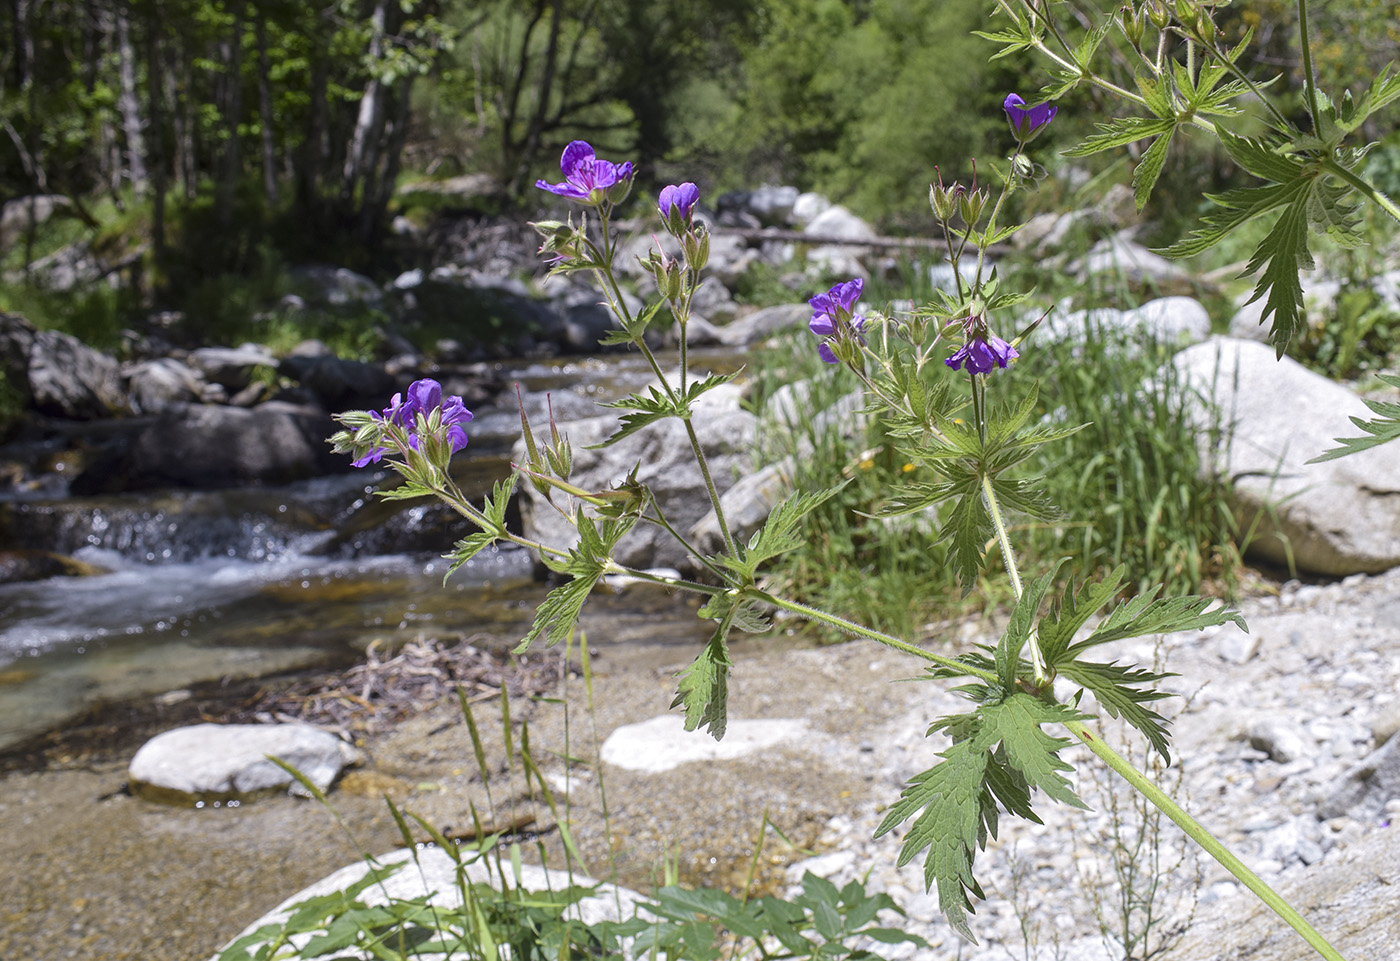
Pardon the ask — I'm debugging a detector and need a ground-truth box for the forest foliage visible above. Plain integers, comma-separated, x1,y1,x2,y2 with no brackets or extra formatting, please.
2,0,1398,294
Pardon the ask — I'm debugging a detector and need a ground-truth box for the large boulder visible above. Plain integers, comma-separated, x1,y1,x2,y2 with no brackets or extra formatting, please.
73,400,345,491
129,722,360,804
213,847,645,961
0,312,126,418
515,381,755,571
123,357,206,414
1170,337,1400,575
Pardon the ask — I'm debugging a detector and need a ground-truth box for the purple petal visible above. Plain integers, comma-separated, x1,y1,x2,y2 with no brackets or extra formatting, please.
559,141,595,176
809,312,836,336
818,343,839,364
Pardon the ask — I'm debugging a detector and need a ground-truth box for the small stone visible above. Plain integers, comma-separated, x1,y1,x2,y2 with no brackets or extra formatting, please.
1218,630,1260,665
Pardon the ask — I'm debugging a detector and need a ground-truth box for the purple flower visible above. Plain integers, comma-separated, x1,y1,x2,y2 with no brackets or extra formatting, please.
658,182,700,223
351,378,474,467
944,334,1019,375
535,141,634,204
808,278,866,365
1003,93,1058,143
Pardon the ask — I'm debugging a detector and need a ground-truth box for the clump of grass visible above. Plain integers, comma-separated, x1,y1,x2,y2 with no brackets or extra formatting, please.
746,299,1245,642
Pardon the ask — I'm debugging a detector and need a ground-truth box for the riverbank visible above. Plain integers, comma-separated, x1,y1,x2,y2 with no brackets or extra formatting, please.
4,566,1400,961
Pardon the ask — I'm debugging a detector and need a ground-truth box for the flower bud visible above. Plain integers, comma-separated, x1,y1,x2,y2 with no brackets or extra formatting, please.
1145,0,1169,28
683,226,709,272
958,187,990,227
1118,3,1146,48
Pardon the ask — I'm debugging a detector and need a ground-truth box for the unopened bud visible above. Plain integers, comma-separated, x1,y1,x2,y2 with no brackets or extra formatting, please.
1118,3,1146,47
958,187,990,227
1146,0,1169,27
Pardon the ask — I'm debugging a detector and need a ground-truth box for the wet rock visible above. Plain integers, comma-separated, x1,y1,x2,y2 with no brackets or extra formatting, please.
287,265,383,309
128,722,360,803
278,345,396,408
600,714,810,773
74,400,346,491
1171,337,1400,576
0,312,126,418
0,549,108,584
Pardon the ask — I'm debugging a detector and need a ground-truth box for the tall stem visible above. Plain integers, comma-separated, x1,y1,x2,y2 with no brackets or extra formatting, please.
1067,720,1348,961
1296,0,1323,136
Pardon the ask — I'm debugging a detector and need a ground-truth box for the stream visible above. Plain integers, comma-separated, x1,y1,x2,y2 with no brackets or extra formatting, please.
0,349,741,756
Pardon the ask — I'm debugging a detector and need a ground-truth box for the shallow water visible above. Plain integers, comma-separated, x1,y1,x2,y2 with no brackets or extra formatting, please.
0,348,747,756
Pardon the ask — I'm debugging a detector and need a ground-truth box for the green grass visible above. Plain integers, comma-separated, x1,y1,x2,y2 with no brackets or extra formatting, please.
745,295,1246,643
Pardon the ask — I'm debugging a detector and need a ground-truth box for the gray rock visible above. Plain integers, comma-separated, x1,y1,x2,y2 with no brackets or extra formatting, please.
1319,733,1400,821
129,722,359,803
189,344,278,390
1371,702,1400,747
278,350,396,407
600,714,810,773
715,303,811,348
703,232,760,288
1070,234,1190,286
515,382,754,571
1171,337,1400,576
1248,716,1317,764
803,205,877,278
123,357,206,414
94,401,345,490
213,847,645,961
1229,278,1342,343
746,185,801,226
0,311,125,418
1045,296,1210,349
791,192,832,226
287,265,383,309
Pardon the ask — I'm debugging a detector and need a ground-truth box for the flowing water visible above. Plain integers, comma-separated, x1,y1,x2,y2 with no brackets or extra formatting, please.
0,350,741,755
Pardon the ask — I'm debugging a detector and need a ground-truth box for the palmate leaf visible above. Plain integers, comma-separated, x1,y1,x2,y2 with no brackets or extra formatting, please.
1308,374,1400,462
1064,115,1175,157
946,489,993,597
878,692,1087,941
997,559,1067,687
978,694,1088,809
591,385,682,448
1132,129,1176,211
1059,659,1176,760
1038,565,1129,665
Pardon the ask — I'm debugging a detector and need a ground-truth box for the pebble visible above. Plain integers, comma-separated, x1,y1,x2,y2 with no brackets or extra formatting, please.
781,565,1400,959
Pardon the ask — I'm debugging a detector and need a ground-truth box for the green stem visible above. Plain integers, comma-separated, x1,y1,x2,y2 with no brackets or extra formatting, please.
753,588,998,683
1067,720,1348,961
1297,0,1323,136
1323,157,1400,225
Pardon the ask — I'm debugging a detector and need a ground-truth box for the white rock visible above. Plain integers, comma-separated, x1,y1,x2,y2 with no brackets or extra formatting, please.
128,723,360,802
600,714,809,773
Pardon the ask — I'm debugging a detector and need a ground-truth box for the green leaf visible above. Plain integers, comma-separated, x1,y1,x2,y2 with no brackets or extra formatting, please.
1059,659,1176,760
590,385,682,448
444,475,518,582
517,513,638,651
671,625,733,739
1068,591,1246,655
1132,129,1176,211
1038,566,1128,666
979,694,1087,809
724,483,846,579
946,490,992,597
1308,374,1400,461
997,559,1067,687
874,736,992,941
1241,183,1313,356
1064,115,1175,157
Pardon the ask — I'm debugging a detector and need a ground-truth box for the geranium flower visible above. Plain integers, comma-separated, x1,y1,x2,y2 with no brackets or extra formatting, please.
535,141,634,204
1003,93,1058,143
808,278,866,364
658,182,700,222
944,334,1019,375
351,378,473,467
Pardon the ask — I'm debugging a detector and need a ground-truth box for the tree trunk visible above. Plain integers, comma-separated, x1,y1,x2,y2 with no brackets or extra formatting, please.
254,9,278,205
342,0,389,202
216,0,245,227
144,7,167,270
115,6,148,191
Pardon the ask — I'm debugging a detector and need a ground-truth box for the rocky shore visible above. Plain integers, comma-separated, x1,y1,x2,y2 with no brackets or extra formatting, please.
3,562,1399,961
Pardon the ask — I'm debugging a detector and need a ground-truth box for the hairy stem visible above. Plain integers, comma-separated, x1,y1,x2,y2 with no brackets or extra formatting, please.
1296,0,1323,136
1067,720,1348,961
